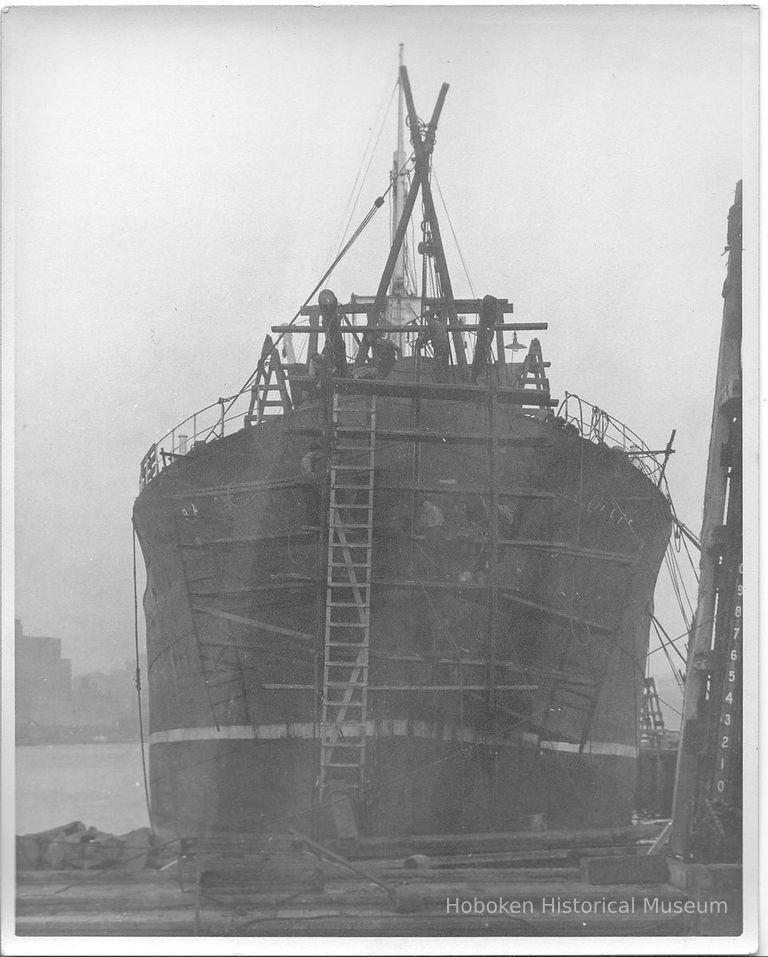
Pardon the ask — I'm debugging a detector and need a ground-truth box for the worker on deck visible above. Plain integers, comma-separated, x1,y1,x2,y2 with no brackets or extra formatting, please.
418,498,447,580
301,445,324,478
308,351,326,380
414,308,450,383
300,443,323,523
449,501,483,581
471,294,497,382
318,289,349,378
371,335,401,378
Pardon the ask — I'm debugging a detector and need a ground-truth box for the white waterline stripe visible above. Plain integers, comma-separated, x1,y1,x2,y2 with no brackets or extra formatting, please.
148,721,637,758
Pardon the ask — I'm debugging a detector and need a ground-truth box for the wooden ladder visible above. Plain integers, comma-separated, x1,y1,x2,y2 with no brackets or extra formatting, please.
515,339,550,396
318,391,376,801
245,334,293,425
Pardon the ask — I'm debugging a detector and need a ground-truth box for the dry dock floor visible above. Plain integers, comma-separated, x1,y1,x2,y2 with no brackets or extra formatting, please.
16,860,719,937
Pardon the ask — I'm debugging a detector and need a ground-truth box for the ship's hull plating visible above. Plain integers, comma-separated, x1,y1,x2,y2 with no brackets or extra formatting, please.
134,381,671,838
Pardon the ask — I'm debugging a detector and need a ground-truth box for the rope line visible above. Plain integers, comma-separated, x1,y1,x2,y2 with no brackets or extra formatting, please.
670,546,695,620
433,168,476,298
330,77,399,269
650,617,685,692
201,156,413,444
681,532,701,584
647,617,711,657
650,613,687,665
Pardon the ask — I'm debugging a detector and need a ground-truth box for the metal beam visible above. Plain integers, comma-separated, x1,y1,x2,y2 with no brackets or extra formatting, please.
370,75,449,333
497,591,613,634
486,381,499,717
180,529,316,547
263,683,537,692
300,299,517,316
273,322,545,333
292,375,556,405
497,539,640,564
356,71,453,369
357,173,422,367
166,477,315,500
191,604,314,644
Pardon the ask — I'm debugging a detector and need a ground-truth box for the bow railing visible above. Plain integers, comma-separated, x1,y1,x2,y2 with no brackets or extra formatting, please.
139,385,668,491
555,391,666,482
138,385,273,490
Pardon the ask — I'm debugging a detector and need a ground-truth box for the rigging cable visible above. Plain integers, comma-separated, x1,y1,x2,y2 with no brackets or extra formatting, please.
661,483,698,622
333,77,399,267
651,617,686,692
132,523,153,830
613,624,683,726
661,541,693,631
201,155,413,443
646,616,712,658
671,545,696,617
433,168,477,298
650,612,687,665
403,178,419,296
681,532,701,584
653,692,682,719
662,552,684,623
663,481,702,553
664,547,695,627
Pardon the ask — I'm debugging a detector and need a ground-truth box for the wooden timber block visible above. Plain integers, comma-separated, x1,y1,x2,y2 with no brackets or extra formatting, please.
667,861,742,935
581,854,669,885
194,832,325,934
197,833,324,890
667,860,741,896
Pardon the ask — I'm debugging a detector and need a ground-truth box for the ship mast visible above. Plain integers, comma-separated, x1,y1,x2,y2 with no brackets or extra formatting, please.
390,43,409,302
356,62,469,376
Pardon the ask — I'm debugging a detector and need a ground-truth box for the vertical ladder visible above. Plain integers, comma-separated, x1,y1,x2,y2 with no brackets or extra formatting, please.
318,391,376,801
641,677,666,746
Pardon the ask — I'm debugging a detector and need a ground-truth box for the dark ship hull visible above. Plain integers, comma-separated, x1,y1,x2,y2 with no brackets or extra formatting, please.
134,360,671,838
134,61,673,840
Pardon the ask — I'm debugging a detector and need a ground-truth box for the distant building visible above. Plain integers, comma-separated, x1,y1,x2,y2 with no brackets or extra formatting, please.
15,619,148,744
71,660,146,735
15,619,73,734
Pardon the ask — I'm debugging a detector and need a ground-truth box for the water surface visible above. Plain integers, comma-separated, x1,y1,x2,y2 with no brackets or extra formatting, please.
16,742,150,835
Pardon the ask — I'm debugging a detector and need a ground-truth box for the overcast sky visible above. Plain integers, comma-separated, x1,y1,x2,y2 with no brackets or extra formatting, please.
5,5,757,721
